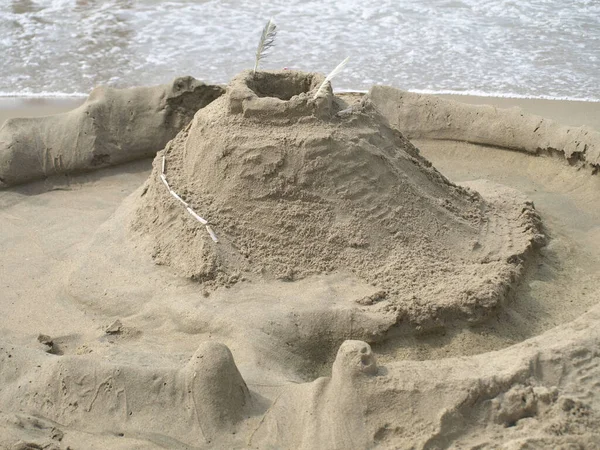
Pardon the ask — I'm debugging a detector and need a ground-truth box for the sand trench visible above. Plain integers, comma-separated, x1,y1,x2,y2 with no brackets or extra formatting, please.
1,74,600,449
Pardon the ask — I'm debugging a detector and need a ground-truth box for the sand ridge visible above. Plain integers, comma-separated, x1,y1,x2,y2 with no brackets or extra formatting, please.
368,86,600,170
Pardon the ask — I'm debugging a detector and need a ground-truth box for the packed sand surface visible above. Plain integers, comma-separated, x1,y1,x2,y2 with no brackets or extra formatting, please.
0,77,223,187
2,79,600,449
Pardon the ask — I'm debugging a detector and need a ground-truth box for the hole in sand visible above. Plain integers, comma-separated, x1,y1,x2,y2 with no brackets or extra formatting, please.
247,72,318,100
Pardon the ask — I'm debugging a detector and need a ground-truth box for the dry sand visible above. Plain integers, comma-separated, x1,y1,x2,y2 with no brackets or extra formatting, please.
1,80,600,449
131,71,544,332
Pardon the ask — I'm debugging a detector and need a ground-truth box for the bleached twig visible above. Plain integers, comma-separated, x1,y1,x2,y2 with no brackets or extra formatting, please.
160,173,170,189
169,189,188,207
159,161,218,243
205,225,219,243
186,207,208,225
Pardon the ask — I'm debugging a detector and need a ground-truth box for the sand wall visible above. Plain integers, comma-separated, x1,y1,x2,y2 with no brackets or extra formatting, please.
368,86,600,169
0,77,223,187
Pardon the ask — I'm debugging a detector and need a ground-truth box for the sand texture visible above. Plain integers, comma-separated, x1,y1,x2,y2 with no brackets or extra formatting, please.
0,77,223,187
2,77,600,449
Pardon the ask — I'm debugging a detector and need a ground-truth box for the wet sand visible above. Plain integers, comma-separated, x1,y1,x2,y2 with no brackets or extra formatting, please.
438,94,600,130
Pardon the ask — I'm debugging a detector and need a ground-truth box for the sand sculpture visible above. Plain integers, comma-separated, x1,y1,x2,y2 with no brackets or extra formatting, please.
3,73,600,449
0,76,223,187
3,309,600,448
0,341,252,446
132,70,544,331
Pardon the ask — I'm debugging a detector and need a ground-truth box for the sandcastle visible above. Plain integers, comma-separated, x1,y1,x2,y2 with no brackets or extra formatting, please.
4,13,600,441
132,69,545,330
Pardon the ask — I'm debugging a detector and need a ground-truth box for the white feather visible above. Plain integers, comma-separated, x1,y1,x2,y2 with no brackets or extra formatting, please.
254,19,277,74
314,57,350,99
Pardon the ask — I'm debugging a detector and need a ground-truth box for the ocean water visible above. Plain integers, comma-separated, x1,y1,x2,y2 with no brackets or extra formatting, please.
1,0,598,100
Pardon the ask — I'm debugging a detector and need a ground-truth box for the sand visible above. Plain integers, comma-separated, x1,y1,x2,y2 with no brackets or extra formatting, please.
0,98,85,127
2,81,600,449
0,78,223,187
368,87,600,169
130,71,544,332
437,95,600,131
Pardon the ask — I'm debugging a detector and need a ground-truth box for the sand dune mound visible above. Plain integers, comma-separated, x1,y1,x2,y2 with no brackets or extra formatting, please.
132,70,545,328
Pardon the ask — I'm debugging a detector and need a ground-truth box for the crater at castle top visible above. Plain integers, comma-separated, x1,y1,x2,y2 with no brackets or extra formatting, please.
132,70,545,329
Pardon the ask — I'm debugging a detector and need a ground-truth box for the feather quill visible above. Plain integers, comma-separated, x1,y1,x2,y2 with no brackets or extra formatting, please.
254,19,277,74
313,57,350,99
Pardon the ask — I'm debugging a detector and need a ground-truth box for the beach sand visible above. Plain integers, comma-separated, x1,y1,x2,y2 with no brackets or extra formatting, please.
2,88,600,449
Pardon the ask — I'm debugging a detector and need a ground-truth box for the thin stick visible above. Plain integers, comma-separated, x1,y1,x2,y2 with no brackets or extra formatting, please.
160,173,170,189
160,156,218,243
205,225,219,243
186,207,208,225
169,189,188,207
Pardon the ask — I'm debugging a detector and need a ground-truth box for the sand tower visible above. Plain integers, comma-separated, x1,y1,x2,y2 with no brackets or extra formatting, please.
132,70,544,329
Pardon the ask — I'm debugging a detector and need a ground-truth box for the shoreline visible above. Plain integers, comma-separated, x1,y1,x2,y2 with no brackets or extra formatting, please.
2,93,599,132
